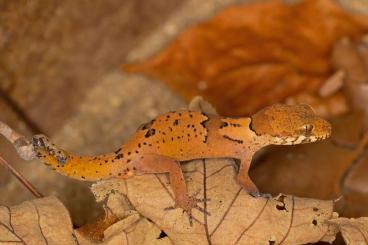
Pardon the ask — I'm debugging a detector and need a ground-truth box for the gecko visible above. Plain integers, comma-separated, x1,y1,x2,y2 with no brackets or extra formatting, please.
32,103,331,219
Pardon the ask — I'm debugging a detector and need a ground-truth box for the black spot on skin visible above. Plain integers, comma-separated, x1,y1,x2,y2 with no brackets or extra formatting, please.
115,154,123,160
313,207,319,212
81,176,86,179
127,159,131,163
171,137,174,141
173,119,179,126
114,148,122,154
219,121,229,129
231,123,241,127
312,219,317,226
189,113,193,118
145,128,156,138
166,115,170,119
135,150,139,153
143,142,147,145
223,135,243,144
138,119,155,131
200,113,210,143
128,152,131,155
269,241,276,245
148,143,152,146
138,143,141,148
118,173,122,176
105,160,108,163
169,127,173,132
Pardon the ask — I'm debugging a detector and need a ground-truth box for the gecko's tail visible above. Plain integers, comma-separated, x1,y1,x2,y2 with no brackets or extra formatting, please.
32,134,117,181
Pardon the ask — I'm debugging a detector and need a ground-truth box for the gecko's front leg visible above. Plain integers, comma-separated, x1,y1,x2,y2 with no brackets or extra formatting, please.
237,157,260,196
130,154,206,224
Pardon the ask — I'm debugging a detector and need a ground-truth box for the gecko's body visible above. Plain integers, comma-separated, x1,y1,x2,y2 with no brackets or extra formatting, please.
32,104,331,217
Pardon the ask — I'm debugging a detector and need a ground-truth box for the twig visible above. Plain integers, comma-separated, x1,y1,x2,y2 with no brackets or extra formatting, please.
0,121,35,160
351,130,368,159
0,155,43,198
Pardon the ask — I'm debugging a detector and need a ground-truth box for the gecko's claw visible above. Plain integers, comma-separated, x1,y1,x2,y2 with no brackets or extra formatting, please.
249,190,272,199
164,190,211,226
194,204,211,216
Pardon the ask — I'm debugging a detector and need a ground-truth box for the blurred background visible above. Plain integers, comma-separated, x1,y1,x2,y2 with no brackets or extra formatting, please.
1,1,368,239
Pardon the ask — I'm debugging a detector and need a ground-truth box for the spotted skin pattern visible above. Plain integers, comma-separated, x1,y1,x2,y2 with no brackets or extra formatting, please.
32,104,331,218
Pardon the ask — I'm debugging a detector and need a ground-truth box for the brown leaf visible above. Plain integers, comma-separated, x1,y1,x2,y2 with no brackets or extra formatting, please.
0,196,76,245
332,37,368,127
328,217,368,244
123,0,368,117
0,196,172,245
92,159,338,244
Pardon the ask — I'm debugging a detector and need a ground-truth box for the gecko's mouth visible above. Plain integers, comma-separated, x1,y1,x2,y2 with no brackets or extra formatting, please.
272,133,331,145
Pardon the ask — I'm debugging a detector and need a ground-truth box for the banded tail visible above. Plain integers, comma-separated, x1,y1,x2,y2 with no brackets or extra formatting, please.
32,135,118,181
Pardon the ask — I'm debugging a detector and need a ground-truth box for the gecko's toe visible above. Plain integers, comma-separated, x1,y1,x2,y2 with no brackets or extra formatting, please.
249,190,272,199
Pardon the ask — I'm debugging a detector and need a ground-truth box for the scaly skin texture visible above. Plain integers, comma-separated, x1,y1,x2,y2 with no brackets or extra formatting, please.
32,104,331,217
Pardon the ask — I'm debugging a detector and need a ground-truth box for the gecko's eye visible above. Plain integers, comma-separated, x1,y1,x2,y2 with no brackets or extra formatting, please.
300,124,314,135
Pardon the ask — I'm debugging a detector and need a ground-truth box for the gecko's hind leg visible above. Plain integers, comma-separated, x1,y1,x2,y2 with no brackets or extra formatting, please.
132,154,207,225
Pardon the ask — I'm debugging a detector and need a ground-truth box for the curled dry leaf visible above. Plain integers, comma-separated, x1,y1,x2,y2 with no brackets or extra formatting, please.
123,0,368,117
0,195,172,245
0,196,77,245
92,159,338,245
332,36,368,127
328,217,368,244
188,96,218,116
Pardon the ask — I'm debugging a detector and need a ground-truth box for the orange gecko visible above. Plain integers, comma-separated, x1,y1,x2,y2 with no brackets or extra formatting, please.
32,104,331,218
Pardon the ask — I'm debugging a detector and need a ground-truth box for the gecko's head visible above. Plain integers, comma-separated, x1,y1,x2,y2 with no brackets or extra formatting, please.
250,104,331,145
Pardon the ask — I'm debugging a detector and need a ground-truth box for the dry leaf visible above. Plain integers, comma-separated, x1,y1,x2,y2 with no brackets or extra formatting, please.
0,196,172,245
328,217,368,244
123,0,368,117
319,70,346,98
332,36,368,126
0,196,77,245
92,159,338,245
188,96,218,115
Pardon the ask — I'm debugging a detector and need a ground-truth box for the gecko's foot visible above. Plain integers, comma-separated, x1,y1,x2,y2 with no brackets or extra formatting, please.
249,190,272,199
164,190,211,226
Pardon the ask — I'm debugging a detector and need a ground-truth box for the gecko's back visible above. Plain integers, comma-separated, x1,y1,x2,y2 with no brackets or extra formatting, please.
122,110,253,162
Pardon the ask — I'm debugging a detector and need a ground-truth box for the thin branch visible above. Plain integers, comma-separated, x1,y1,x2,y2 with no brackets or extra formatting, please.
0,121,35,160
0,155,43,198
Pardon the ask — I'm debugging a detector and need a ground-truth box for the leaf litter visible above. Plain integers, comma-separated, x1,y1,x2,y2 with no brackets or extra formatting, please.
2,0,368,244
